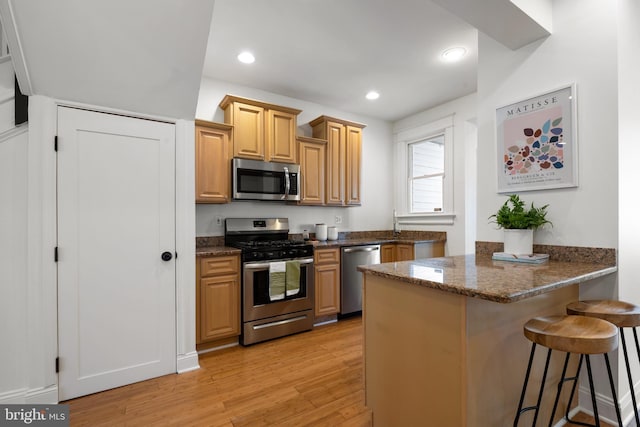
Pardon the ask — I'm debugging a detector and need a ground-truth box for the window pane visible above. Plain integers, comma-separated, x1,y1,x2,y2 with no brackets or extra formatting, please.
411,176,443,212
409,134,444,213
410,136,444,178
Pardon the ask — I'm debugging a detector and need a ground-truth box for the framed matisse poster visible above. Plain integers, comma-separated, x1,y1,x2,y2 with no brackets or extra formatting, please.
496,84,578,193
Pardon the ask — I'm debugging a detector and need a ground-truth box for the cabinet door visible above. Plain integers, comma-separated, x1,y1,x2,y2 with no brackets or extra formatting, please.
325,121,346,205
298,139,326,205
200,274,240,342
315,263,340,316
195,124,231,203
232,102,265,160
267,109,297,163
381,244,396,263
395,244,415,261
345,125,362,205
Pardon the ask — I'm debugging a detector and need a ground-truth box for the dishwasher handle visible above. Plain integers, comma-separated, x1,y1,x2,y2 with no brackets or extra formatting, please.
343,246,380,254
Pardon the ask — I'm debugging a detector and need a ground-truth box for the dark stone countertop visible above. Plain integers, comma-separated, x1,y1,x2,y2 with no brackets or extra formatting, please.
195,230,447,258
358,253,617,303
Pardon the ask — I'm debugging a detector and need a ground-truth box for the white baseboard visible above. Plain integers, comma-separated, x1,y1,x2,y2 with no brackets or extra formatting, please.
197,341,239,355
25,385,58,404
0,388,29,404
176,351,200,373
0,385,58,404
578,386,621,426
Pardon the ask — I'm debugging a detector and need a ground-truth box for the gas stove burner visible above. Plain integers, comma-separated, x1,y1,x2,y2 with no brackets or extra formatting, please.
224,218,313,262
235,239,307,249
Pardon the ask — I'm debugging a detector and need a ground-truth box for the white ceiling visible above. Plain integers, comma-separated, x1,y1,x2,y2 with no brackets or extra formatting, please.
1,0,215,120
2,0,550,122
202,0,479,122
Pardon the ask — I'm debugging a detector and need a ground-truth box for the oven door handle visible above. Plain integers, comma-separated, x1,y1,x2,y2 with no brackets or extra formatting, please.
244,258,314,270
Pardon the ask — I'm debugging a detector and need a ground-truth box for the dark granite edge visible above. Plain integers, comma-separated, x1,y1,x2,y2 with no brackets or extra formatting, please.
475,241,617,266
196,246,241,257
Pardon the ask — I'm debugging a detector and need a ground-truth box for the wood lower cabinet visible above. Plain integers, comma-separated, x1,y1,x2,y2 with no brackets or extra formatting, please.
381,242,446,262
395,244,415,261
310,116,366,206
195,120,232,203
297,136,327,205
314,248,340,316
197,255,240,344
381,244,396,263
219,95,301,163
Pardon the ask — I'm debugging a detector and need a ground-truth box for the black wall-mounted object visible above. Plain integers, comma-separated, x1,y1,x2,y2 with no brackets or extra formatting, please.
15,75,28,125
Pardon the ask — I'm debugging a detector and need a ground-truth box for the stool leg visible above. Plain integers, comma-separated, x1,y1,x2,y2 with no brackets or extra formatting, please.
585,355,601,427
532,348,553,426
514,343,537,426
604,352,624,426
633,327,640,424
514,344,552,426
549,352,572,427
564,354,585,424
621,329,640,426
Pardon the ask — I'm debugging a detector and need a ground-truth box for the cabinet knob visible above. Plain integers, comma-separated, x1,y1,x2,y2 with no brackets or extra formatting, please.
161,251,173,261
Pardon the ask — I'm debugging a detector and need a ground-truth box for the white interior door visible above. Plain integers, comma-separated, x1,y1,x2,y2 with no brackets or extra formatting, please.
57,106,176,401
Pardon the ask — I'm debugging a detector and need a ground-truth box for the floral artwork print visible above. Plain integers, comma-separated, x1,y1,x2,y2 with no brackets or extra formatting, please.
504,112,564,175
496,84,577,192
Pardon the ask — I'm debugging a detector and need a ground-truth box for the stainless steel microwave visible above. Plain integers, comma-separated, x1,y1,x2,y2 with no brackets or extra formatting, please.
232,158,301,201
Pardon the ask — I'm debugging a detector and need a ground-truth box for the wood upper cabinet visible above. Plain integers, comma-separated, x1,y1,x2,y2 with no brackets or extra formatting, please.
345,125,362,205
227,101,265,160
267,109,298,163
297,136,326,205
197,255,241,344
314,248,340,316
195,120,232,204
219,95,301,163
310,116,365,206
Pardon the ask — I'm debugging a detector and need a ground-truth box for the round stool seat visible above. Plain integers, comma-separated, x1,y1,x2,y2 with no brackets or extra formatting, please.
524,315,618,354
567,299,640,328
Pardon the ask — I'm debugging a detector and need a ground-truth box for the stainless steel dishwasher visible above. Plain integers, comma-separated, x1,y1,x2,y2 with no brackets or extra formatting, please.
341,245,381,316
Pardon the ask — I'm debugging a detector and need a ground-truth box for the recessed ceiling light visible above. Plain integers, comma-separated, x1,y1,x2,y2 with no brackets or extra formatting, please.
237,51,255,64
441,47,467,63
366,91,380,100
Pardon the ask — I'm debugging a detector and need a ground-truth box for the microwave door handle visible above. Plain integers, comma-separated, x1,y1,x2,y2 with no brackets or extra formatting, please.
282,166,290,200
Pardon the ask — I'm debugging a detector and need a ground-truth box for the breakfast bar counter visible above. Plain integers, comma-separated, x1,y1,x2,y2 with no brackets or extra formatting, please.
358,253,617,426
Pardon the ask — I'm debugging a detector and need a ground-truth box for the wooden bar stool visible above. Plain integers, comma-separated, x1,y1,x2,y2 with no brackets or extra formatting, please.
568,300,640,426
514,315,622,427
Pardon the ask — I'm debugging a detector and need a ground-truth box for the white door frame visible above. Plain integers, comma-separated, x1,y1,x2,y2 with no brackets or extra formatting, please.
25,95,198,404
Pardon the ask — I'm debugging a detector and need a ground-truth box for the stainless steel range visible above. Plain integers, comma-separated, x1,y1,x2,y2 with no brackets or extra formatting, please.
225,218,314,345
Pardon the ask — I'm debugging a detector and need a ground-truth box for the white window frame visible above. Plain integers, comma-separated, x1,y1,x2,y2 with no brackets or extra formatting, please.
394,115,455,225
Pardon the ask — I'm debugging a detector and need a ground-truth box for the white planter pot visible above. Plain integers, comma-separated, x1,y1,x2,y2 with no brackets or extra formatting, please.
503,229,534,255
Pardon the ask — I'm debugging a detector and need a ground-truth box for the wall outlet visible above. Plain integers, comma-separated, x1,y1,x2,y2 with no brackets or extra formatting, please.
215,216,223,226
335,215,342,224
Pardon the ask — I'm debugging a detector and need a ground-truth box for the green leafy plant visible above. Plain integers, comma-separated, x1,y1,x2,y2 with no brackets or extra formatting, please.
489,194,552,230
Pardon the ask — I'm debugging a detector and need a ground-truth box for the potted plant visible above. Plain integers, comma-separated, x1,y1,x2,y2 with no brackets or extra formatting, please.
489,194,552,254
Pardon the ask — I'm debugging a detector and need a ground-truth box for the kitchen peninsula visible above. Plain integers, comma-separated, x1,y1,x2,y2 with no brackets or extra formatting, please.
358,247,617,426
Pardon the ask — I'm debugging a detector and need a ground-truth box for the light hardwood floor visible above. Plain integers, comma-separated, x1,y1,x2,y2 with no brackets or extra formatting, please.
64,316,372,426
63,315,614,426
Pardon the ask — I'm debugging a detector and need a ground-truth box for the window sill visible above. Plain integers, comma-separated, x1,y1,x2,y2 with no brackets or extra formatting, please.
397,213,456,226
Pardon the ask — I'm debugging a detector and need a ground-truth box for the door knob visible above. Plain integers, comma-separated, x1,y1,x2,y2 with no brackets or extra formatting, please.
161,251,173,261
